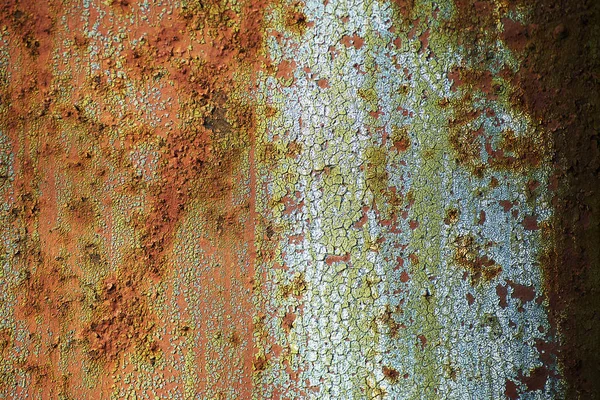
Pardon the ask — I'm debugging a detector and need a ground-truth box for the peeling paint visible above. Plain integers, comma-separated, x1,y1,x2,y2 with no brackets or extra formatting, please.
0,0,598,398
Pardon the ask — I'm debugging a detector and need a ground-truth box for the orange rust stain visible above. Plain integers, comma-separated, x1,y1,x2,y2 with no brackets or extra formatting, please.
400,271,410,283
80,254,157,363
324,252,351,265
277,59,298,81
0,0,268,396
282,312,297,333
317,78,330,89
341,34,366,49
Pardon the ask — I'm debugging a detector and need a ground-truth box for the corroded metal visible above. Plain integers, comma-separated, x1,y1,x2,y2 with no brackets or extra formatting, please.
0,0,598,399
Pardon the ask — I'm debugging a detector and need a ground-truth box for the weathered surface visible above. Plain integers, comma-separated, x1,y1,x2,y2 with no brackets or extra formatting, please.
0,0,597,399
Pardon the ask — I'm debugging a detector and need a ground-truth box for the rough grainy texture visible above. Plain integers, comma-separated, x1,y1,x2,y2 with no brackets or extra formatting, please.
0,0,597,399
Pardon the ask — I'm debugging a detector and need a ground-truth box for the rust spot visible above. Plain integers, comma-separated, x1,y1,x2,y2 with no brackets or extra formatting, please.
81,254,156,364
517,366,550,392
505,380,520,399
417,334,427,349
284,3,308,36
499,200,514,212
280,273,307,298
340,34,365,50
448,109,484,176
444,208,459,225
276,59,297,81
400,270,410,283
446,0,499,55
490,176,499,188
317,78,329,89
418,28,430,54
381,304,404,338
496,283,508,309
408,252,419,266
448,67,496,97
501,18,530,52
390,0,414,20
486,129,547,171
0,328,12,354
477,210,486,225
448,103,549,176
466,292,475,306
282,312,296,333
253,354,268,372
507,280,536,305
325,252,350,265
521,214,539,231
382,366,400,382
286,141,303,158
391,126,411,152
452,234,502,284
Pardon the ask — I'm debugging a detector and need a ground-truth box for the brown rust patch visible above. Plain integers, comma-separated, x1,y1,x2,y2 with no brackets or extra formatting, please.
282,311,296,333
506,279,536,311
277,59,297,82
391,126,411,152
253,354,268,372
317,78,330,89
81,252,157,364
505,379,520,399
466,292,475,305
445,1,554,177
496,283,509,309
445,0,505,58
517,366,552,392
364,146,389,204
485,129,548,172
285,2,309,36
447,105,484,176
390,0,414,21
452,234,502,284
448,99,550,176
444,207,459,225
341,34,366,50
501,18,530,52
381,304,404,338
0,328,13,355
382,366,400,383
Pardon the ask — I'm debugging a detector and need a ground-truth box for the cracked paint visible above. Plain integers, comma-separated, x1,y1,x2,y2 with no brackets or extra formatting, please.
0,0,598,399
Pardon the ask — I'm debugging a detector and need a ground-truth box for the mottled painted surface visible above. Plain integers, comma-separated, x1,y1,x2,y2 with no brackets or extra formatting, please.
0,0,598,399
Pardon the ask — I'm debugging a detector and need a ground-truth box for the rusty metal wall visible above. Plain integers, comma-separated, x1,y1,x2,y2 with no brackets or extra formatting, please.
0,0,598,399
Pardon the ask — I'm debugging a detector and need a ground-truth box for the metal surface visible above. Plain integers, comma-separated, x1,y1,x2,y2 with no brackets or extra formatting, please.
0,0,598,398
